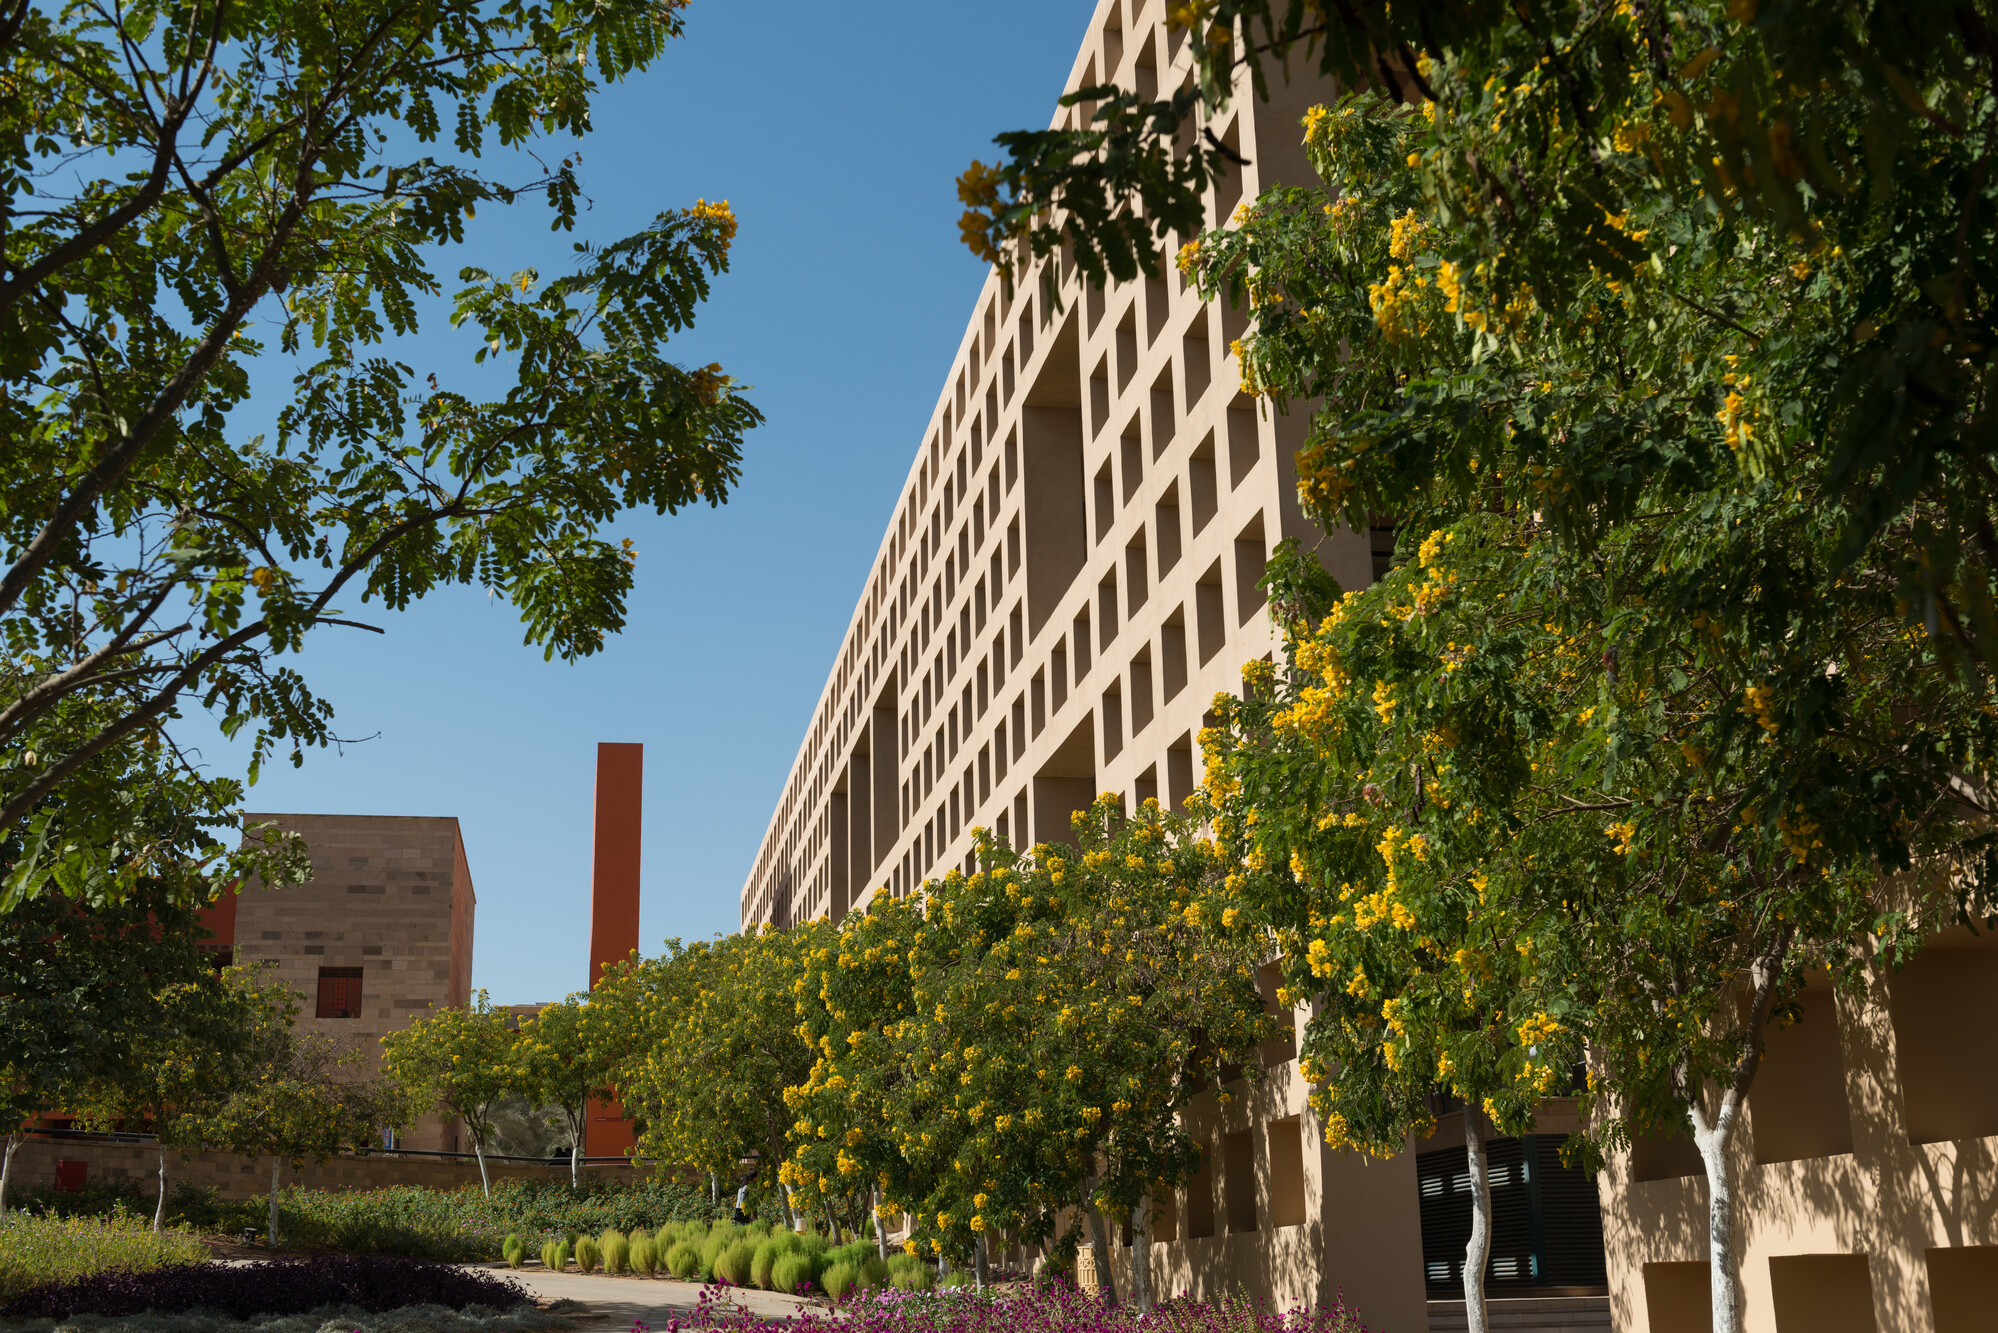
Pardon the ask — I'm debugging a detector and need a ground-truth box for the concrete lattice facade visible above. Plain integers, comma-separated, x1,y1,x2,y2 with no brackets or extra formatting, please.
736,3,1429,1326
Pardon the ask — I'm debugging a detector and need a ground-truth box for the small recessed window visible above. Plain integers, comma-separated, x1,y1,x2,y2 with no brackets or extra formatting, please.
316,967,364,1019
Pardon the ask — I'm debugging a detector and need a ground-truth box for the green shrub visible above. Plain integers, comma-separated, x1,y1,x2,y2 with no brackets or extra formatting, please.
573,1235,601,1273
750,1233,795,1290
598,1230,627,1275
540,1238,570,1272
696,1227,735,1278
795,1231,829,1264
887,1252,933,1292
0,1212,206,1302
501,1234,526,1269
858,1255,889,1290
769,1250,815,1295
628,1233,657,1276
819,1260,858,1301
678,1220,709,1246
664,1240,701,1280
713,1238,756,1286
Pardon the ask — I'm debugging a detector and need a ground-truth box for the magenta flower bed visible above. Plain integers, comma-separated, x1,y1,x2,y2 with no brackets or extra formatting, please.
0,1255,526,1319
663,1280,1373,1332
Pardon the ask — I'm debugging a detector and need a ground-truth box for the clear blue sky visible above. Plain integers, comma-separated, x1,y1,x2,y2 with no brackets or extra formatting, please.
203,1,1092,1004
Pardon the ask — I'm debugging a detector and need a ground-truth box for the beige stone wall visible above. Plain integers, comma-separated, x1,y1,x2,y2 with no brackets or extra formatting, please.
238,813,476,1153
1600,927,1998,1332
6,1134,634,1206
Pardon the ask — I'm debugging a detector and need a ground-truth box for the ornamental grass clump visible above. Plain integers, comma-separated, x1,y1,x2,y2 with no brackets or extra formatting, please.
599,1230,628,1275
663,1241,700,1280
749,1233,795,1290
627,1234,657,1276
572,1236,600,1275
0,1213,206,1303
538,1240,567,1273
885,1253,932,1293
819,1261,859,1301
712,1239,755,1287
500,1236,525,1269
767,1252,815,1296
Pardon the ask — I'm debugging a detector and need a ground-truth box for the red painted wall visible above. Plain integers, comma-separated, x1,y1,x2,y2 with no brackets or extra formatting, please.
587,742,642,1158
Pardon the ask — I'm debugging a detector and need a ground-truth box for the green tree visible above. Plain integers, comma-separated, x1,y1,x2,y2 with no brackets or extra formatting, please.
513,995,615,1188
593,923,828,1218
75,960,269,1230
380,988,519,1196
0,0,759,912
211,1000,413,1245
1170,48,1998,1330
786,807,1276,1305
0,885,220,1214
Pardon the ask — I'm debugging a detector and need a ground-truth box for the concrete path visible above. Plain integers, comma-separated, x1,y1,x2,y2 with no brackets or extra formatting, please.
468,1263,825,1327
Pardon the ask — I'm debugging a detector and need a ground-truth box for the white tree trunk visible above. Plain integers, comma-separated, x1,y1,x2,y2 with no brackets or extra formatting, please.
1691,1094,1745,1333
0,1131,20,1218
1463,1105,1492,1333
268,1157,282,1247
153,1144,168,1233
1686,933,1786,1333
973,1231,989,1292
569,1139,579,1188
472,1133,491,1198
1130,1196,1153,1312
871,1187,889,1260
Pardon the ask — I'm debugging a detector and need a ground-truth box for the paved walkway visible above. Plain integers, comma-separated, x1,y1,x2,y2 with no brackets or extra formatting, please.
471,1263,824,1327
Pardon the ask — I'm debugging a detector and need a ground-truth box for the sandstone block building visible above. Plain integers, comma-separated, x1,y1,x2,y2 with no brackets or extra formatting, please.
203,812,475,1152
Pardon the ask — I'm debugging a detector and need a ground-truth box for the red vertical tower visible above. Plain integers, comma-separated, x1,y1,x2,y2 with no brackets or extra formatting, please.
586,742,642,1159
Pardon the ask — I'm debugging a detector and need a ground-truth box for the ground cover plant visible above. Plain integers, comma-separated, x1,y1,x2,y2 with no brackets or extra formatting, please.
0,1215,205,1304
1,1257,523,1320
0,1302,573,1333
662,1283,1369,1331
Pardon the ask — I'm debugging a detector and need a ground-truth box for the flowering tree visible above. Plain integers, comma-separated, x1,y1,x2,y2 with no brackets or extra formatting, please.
594,923,830,1220
513,995,616,1187
1182,73,1998,1330
379,990,519,1197
787,806,1276,1306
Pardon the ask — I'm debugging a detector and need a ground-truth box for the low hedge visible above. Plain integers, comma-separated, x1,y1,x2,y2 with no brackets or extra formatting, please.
0,1255,525,1319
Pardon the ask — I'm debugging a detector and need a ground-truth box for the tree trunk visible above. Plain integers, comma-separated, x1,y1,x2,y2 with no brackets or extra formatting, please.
153,1144,168,1233
1463,1104,1492,1333
871,1187,889,1260
570,1138,579,1189
1130,1196,1152,1313
1690,1101,1744,1333
1686,928,1789,1333
0,1131,20,1217
974,1231,989,1292
1087,1197,1119,1304
472,1132,491,1198
268,1157,282,1247
781,1184,798,1231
